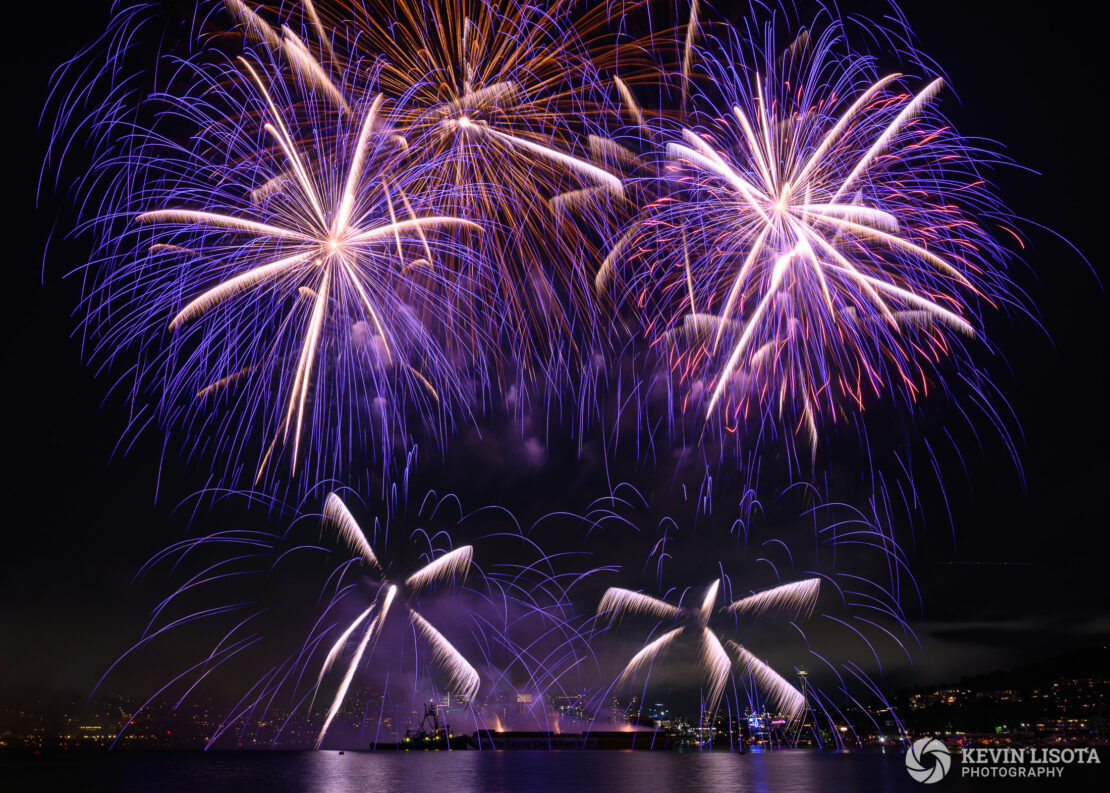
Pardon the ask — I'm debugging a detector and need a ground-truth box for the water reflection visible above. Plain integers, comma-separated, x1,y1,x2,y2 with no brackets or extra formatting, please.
6,749,1081,792
302,750,922,793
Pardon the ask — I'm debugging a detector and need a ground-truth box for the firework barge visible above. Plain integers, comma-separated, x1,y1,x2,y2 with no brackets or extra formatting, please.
373,721,676,750
372,705,470,750
472,730,674,750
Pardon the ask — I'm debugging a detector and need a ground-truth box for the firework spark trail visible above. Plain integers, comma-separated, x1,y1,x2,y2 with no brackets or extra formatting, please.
727,641,807,720
311,603,373,697
598,587,679,624
726,577,821,619
699,628,731,714
408,607,481,702
404,545,473,592
698,577,719,622
223,0,349,111
323,493,382,572
614,627,683,687
316,585,395,748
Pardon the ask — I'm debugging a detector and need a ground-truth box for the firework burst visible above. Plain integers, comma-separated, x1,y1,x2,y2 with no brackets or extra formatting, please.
608,17,1014,459
598,577,817,717
41,0,1049,761
313,493,479,747
80,51,495,489
223,0,625,390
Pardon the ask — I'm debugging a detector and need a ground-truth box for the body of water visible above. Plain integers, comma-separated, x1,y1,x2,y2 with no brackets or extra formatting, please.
6,749,1106,792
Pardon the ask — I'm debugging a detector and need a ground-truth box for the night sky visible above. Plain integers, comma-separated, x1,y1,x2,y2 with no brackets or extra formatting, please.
4,0,1107,712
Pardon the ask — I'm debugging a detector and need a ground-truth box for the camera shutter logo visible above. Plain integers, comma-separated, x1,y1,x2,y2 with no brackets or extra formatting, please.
906,737,952,784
